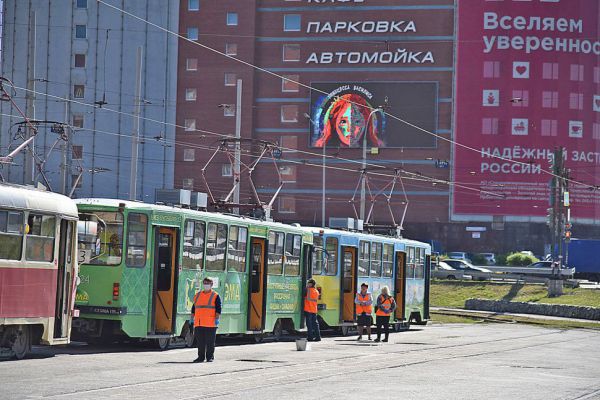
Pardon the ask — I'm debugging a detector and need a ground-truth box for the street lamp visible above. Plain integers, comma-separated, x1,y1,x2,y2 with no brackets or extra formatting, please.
360,107,385,222
304,113,327,228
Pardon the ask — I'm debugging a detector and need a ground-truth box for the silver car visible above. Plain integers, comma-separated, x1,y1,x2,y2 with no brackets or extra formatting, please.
433,261,465,280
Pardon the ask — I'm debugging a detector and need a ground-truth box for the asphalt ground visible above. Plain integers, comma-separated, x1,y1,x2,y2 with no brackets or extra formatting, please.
1,323,599,400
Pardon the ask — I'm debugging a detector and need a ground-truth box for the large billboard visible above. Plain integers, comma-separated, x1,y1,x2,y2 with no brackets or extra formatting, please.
454,0,600,223
309,82,437,148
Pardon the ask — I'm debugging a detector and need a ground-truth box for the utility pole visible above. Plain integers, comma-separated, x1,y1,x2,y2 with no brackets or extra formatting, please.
25,11,37,185
233,79,242,215
321,139,326,228
129,46,143,201
60,101,69,194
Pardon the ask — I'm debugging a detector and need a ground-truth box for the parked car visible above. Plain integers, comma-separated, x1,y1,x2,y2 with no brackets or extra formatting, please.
478,253,496,265
446,252,472,263
525,261,565,269
433,261,465,280
444,259,492,281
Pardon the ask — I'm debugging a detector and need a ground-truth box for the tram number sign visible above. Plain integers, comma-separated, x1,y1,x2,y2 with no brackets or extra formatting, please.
78,249,92,264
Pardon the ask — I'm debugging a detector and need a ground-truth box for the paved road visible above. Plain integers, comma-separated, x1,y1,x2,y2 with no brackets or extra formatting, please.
1,323,600,400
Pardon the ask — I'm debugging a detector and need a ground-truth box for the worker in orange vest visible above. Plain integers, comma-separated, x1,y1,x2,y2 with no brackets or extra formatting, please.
355,283,373,340
374,286,396,342
304,279,321,342
190,277,221,363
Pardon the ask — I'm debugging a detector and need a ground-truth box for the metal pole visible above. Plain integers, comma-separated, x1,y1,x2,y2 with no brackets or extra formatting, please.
233,79,242,214
61,101,68,194
129,46,143,201
359,123,367,221
322,142,326,227
25,11,36,185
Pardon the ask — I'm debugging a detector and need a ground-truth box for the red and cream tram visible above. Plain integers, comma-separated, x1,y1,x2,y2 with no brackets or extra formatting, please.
0,184,78,359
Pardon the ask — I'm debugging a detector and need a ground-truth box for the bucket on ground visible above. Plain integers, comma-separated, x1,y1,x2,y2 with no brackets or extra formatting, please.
295,339,310,351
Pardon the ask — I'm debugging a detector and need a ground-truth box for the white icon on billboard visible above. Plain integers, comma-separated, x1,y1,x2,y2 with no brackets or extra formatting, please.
512,62,530,79
540,0,560,2
511,118,529,135
482,90,499,107
593,95,600,112
569,121,583,138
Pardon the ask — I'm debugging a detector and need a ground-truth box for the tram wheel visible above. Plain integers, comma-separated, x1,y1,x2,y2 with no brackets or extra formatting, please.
394,322,410,332
272,321,283,341
11,326,31,360
156,337,171,351
253,334,265,343
340,325,351,337
184,328,195,348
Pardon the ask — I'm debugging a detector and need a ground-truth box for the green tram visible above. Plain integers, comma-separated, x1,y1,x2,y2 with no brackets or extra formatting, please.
73,199,313,348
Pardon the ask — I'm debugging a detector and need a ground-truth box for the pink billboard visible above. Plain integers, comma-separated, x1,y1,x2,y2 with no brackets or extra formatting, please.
453,0,600,223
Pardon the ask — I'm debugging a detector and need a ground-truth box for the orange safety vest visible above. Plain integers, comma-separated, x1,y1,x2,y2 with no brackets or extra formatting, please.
356,292,372,314
376,295,394,316
193,290,218,328
304,287,319,314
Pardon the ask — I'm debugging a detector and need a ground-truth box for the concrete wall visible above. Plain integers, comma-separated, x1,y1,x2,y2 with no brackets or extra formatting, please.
465,298,600,321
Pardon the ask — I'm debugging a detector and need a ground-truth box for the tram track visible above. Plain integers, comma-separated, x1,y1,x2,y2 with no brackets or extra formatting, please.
35,328,599,399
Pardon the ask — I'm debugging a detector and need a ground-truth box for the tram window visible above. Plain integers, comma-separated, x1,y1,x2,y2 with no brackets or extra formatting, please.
284,234,301,276
415,248,425,279
358,240,370,277
382,243,394,277
324,237,338,275
183,219,205,270
77,211,123,265
267,231,284,275
26,214,55,262
126,213,148,267
0,210,24,260
370,242,382,277
312,236,323,275
206,222,227,271
343,251,354,293
407,246,416,279
227,225,247,272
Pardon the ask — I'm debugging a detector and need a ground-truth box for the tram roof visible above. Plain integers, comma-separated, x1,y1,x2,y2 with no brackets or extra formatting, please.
0,183,78,218
75,198,306,232
301,226,430,249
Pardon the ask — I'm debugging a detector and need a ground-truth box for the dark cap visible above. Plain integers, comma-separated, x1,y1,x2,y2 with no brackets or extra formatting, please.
203,277,213,284
307,278,316,285
361,282,368,288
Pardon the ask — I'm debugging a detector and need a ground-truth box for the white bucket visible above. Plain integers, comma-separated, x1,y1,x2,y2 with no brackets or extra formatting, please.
295,339,310,351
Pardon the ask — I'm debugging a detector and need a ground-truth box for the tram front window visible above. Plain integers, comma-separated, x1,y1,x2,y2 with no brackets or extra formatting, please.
77,212,123,265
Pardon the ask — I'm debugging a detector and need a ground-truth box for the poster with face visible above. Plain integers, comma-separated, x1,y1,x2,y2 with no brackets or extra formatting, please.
309,82,438,148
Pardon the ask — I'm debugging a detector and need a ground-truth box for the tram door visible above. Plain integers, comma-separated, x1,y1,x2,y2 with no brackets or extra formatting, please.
248,238,266,331
55,219,75,339
394,251,406,321
341,247,357,322
153,227,178,334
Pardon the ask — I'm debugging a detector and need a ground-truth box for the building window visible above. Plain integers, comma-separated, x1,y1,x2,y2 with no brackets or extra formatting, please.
188,0,199,11
281,105,298,123
72,145,83,160
483,61,500,78
570,64,584,81
225,43,237,56
511,90,529,107
279,165,296,183
182,178,194,190
76,0,87,8
73,85,85,98
186,58,198,71
223,106,235,117
74,54,86,68
222,164,232,177
541,120,558,137
183,148,195,162
594,67,600,84
72,114,84,128
75,25,87,39
481,118,498,135
224,73,236,86
280,136,297,153
284,14,301,32
542,62,559,79
283,44,300,62
72,175,83,189
279,196,296,213
184,118,196,131
569,93,584,110
282,75,300,92
227,12,238,26
187,27,198,40
185,88,197,101
542,91,559,109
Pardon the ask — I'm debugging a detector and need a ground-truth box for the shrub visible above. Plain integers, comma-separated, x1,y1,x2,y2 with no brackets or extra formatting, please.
470,254,488,265
506,252,539,266
496,253,508,266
